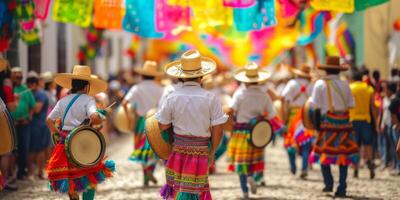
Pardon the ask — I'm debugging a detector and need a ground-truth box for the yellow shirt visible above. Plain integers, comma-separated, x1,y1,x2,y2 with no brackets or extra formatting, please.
349,81,374,122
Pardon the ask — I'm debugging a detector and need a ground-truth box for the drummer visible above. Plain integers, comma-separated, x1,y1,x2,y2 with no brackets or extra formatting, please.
46,65,115,200
308,56,359,197
281,65,314,178
156,50,227,199
227,62,276,199
121,60,164,186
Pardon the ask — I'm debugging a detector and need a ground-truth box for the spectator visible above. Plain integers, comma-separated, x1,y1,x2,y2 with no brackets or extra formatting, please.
0,59,18,191
389,81,400,175
390,68,399,82
26,71,51,180
40,72,57,114
10,67,36,180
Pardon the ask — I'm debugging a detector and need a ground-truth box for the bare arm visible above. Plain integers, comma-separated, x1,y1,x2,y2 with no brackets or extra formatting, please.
210,124,224,154
158,122,172,131
46,118,59,134
33,102,44,114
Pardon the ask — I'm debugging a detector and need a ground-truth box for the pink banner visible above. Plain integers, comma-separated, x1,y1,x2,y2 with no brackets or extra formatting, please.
33,0,51,19
223,0,255,7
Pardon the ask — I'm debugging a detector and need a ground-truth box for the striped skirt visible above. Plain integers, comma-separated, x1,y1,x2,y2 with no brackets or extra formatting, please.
227,123,264,175
309,111,359,166
160,134,212,200
129,116,157,166
285,108,315,152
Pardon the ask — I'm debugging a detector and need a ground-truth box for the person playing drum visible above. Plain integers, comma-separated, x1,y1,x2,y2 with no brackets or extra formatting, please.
46,65,115,200
281,64,314,179
156,50,228,200
122,60,164,186
308,56,359,197
227,62,276,199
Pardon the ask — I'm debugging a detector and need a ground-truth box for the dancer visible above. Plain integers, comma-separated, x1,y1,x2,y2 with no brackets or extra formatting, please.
281,65,314,178
227,62,276,199
157,50,228,199
46,65,115,200
309,56,359,197
122,61,164,186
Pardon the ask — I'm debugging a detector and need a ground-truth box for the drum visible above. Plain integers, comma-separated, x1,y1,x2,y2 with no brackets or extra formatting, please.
302,99,321,130
114,104,136,134
0,100,16,155
64,126,106,168
145,114,172,160
249,117,273,148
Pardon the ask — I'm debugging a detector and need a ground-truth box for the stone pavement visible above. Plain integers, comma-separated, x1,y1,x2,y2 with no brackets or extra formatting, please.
1,134,399,200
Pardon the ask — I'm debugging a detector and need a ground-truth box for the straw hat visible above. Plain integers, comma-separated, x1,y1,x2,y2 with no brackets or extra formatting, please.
145,112,172,160
0,58,10,72
40,71,54,83
54,65,108,96
165,50,216,78
234,62,271,83
317,56,349,71
134,61,163,77
290,64,311,78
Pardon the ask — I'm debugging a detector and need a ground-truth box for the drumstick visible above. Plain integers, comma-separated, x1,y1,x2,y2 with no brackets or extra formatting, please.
106,101,117,109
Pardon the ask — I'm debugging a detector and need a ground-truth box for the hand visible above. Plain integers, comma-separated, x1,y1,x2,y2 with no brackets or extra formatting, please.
397,140,400,157
209,153,215,166
104,107,113,115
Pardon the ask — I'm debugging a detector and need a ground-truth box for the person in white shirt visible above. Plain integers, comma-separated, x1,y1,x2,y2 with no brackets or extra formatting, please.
227,62,275,199
46,65,115,200
308,56,359,198
121,60,164,186
281,65,314,179
156,50,227,200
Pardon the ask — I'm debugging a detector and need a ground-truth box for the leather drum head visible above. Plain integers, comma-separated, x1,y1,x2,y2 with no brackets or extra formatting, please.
0,104,16,155
114,104,136,134
65,126,106,168
145,114,172,160
251,120,273,148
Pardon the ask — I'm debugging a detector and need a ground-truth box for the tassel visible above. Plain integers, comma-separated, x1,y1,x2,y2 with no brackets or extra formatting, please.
88,174,98,185
160,184,173,200
176,192,200,200
59,179,69,193
105,160,116,172
200,191,212,200
69,179,75,194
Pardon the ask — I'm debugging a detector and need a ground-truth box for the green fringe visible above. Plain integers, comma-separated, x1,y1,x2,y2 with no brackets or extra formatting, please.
176,192,200,200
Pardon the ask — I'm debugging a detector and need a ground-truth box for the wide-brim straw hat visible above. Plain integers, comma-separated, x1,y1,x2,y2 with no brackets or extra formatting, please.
40,71,54,83
165,50,216,78
234,62,271,83
317,56,349,71
134,60,164,77
54,65,108,96
0,58,10,72
145,111,172,160
290,64,312,78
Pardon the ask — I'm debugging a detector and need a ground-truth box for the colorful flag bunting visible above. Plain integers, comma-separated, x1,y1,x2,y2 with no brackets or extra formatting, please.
223,0,256,8
233,0,277,31
310,0,354,13
33,0,51,20
155,0,190,35
355,0,388,11
52,0,94,27
122,0,164,38
93,0,124,29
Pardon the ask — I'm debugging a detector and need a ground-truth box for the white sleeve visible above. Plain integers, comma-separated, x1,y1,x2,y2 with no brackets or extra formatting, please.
124,86,138,107
281,80,295,102
86,97,98,117
346,85,355,108
265,94,277,119
156,97,173,125
210,95,228,126
309,80,324,109
48,101,62,120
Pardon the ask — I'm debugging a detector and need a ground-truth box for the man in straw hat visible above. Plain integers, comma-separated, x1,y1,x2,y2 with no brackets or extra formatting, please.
308,56,359,197
281,64,314,179
46,65,115,200
156,50,228,199
122,60,164,186
227,62,276,199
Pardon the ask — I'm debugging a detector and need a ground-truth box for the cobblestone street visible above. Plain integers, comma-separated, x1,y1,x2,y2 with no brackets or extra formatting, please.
1,134,399,200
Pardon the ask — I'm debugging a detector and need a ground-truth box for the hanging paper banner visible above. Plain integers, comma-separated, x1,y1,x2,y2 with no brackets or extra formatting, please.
355,0,388,11
190,0,233,31
223,0,255,8
53,0,94,27
310,0,354,13
33,0,50,20
155,0,190,36
123,0,163,38
297,11,329,46
233,0,277,31
279,0,304,18
336,22,355,58
93,0,124,29
16,0,40,45
0,1,16,52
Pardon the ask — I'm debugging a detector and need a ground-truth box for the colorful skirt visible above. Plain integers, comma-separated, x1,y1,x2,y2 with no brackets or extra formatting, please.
309,111,359,166
46,131,115,194
129,116,156,165
160,134,212,200
284,108,314,153
227,123,264,175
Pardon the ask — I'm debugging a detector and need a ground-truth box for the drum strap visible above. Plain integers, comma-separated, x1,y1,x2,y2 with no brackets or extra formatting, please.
61,94,82,130
325,80,347,112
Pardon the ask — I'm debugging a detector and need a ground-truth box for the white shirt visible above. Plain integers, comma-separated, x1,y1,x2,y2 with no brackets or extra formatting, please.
158,82,182,108
229,85,276,123
156,81,228,137
124,80,164,116
381,95,395,128
48,94,97,131
281,78,313,107
308,75,355,115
